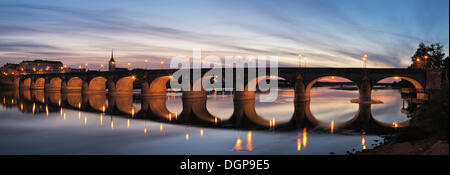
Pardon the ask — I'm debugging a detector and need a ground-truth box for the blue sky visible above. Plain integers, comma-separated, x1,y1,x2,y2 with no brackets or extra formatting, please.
0,0,448,69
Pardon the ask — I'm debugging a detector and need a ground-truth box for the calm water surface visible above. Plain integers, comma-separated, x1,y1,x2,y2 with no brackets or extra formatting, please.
0,87,409,155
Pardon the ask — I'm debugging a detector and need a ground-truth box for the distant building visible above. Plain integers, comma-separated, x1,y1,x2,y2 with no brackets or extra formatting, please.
66,68,86,72
115,68,128,71
109,50,116,71
0,63,20,76
19,59,63,74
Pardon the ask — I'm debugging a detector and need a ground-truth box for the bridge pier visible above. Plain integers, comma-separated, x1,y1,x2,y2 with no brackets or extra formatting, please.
181,93,216,123
290,101,312,128
233,91,255,101
425,70,442,100
358,75,372,103
141,79,167,97
13,77,20,88
182,91,207,99
294,74,308,102
140,96,175,120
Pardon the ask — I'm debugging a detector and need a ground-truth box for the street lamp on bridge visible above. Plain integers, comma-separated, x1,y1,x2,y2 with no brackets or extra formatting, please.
303,56,307,68
297,53,302,68
144,59,148,70
362,54,368,68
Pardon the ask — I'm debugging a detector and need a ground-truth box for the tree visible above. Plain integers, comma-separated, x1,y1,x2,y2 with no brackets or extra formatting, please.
410,42,446,69
443,56,449,69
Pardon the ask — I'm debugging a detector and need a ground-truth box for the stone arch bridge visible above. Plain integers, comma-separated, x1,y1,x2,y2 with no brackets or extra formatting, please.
12,68,440,101
3,67,444,131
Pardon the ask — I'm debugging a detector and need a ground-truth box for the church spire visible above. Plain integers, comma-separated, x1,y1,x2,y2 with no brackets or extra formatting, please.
109,49,116,71
110,49,114,60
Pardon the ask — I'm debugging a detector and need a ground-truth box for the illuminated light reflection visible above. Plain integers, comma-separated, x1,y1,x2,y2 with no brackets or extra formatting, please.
127,119,130,128
60,108,62,116
100,113,103,126
32,103,36,114
269,118,276,129
302,128,307,147
84,116,87,125
144,128,148,134
63,113,66,120
297,137,302,151
330,120,335,134
110,120,114,130
160,123,163,132
45,105,49,117
200,129,204,136
392,122,399,128
78,112,81,120
246,131,253,151
20,103,23,111
233,137,243,151
185,132,189,141
362,137,366,150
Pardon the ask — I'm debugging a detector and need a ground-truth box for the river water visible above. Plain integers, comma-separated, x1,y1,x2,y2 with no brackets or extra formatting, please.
0,86,410,155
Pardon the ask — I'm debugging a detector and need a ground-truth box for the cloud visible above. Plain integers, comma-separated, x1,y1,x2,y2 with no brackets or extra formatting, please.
0,0,448,68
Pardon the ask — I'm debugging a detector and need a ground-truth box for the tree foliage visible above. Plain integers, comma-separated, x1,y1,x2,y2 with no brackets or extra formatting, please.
410,42,447,69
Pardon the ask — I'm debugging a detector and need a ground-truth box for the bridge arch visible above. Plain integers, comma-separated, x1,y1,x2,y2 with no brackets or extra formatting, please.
304,76,360,129
45,91,61,106
377,76,424,92
63,93,83,109
305,76,358,101
46,77,62,91
141,96,178,120
85,76,108,93
109,76,136,95
142,75,172,96
304,101,360,129
229,75,290,128
32,77,45,90
63,77,83,92
22,78,32,89
108,95,138,115
83,94,107,112
370,76,417,128
372,118,409,128
32,90,45,103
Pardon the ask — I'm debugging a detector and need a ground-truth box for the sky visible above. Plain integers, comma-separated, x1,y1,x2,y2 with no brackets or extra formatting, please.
0,0,448,69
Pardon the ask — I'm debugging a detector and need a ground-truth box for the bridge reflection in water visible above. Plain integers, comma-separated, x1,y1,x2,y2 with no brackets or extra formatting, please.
0,87,417,133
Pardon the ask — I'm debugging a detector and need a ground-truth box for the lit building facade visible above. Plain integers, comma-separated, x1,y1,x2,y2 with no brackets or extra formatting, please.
19,60,64,74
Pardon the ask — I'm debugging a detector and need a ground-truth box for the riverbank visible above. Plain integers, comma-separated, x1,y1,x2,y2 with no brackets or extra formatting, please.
356,137,448,155
356,89,449,155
